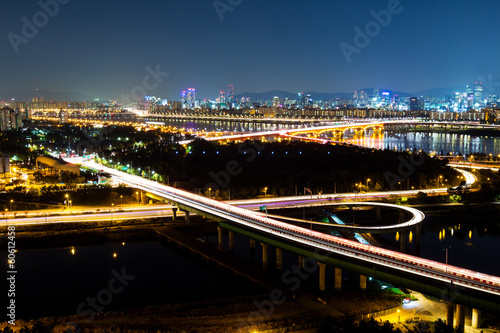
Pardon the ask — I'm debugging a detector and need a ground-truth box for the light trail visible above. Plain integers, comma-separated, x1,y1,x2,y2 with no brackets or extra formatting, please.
73,160,500,298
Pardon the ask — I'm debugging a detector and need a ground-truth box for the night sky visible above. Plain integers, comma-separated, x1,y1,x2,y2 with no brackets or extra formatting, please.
2,0,500,100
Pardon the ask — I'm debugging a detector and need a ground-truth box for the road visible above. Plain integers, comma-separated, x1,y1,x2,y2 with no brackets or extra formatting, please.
73,160,500,309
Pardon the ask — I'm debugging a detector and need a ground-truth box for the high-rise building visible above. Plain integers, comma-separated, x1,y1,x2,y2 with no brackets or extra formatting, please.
359,91,368,103
305,94,312,106
180,91,187,109
474,82,483,105
467,93,475,109
218,90,226,104
145,96,161,113
0,108,22,131
0,152,10,177
186,88,196,108
409,97,419,111
227,84,234,104
59,110,68,124
272,96,280,108
31,96,44,109
297,92,305,107
372,89,380,104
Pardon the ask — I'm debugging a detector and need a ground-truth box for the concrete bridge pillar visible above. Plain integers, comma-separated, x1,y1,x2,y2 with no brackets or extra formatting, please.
249,238,256,262
334,267,342,292
298,255,304,268
184,211,190,223
454,304,465,331
359,275,367,291
415,224,421,246
261,243,268,271
376,207,382,221
172,207,177,221
472,308,482,329
228,231,234,251
217,226,223,251
400,230,406,252
275,248,283,270
446,303,454,327
318,262,326,291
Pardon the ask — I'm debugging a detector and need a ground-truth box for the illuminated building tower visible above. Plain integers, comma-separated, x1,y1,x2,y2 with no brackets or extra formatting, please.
409,97,419,111
272,96,280,108
359,91,368,102
297,92,305,107
227,84,234,104
186,88,196,108
145,95,159,113
353,91,358,101
0,108,22,130
474,82,483,105
59,110,68,124
373,88,380,105
467,93,474,109
0,152,10,177
180,90,187,109
305,94,312,106
31,96,44,109
219,90,226,104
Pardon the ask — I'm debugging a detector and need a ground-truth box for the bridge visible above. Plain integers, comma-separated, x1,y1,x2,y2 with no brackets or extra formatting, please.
70,160,500,327
178,119,500,144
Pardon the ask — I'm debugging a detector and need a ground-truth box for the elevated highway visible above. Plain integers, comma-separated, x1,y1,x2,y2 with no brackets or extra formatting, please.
73,160,500,314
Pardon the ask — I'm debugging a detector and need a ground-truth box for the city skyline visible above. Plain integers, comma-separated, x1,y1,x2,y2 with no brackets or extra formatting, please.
2,1,500,100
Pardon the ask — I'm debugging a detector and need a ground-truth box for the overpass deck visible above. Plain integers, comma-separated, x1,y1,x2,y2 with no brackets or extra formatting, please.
75,160,500,313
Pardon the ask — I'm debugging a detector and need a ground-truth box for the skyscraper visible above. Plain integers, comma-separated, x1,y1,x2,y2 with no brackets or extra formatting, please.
145,95,160,113
187,88,196,108
272,96,280,108
474,82,483,106
297,92,305,107
181,90,187,109
409,97,419,111
227,84,234,104
219,90,226,104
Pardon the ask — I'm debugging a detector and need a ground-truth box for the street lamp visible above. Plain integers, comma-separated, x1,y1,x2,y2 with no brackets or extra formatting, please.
366,179,370,189
9,199,13,211
208,188,212,198
443,246,451,273
437,175,443,187
120,195,123,206
264,187,268,197
136,191,140,204
65,194,69,209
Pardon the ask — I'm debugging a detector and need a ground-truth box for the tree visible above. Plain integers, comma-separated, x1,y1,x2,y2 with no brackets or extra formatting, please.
59,170,79,188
